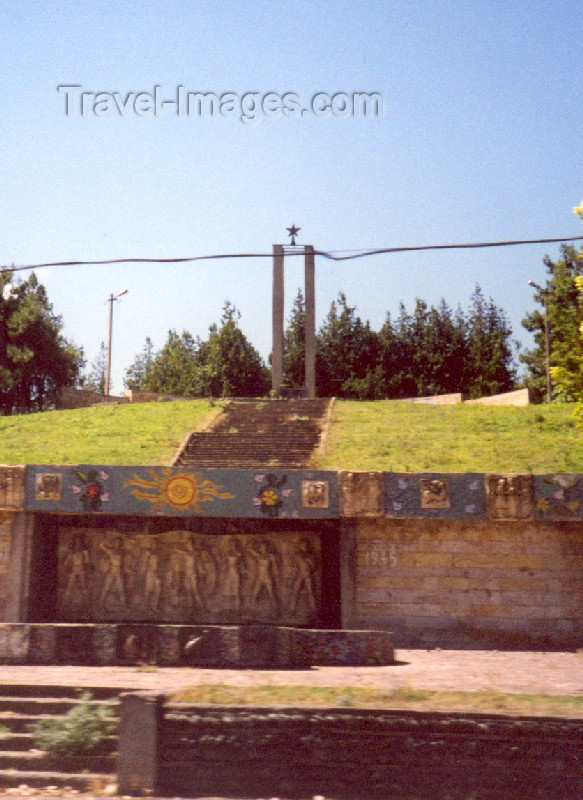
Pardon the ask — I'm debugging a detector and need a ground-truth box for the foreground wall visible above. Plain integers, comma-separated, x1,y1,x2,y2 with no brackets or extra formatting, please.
118,694,583,799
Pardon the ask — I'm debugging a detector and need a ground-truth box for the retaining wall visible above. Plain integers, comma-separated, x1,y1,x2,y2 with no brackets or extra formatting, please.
117,694,583,799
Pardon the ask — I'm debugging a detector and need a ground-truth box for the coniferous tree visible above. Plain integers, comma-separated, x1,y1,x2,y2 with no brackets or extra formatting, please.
316,293,382,398
465,285,515,398
124,337,154,390
83,342,108,394
521,245,583,401
198,302,270,397
282,289,306,389
0,271,83,414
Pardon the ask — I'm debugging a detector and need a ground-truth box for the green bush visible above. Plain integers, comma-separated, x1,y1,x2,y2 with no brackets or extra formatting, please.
30,692,117,755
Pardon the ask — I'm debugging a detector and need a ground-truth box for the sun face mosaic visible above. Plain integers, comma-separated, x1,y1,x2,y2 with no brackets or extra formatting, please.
124,468,234,513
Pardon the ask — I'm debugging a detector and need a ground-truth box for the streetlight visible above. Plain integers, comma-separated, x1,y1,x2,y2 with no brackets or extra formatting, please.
527,280,551,403
105,289,129,396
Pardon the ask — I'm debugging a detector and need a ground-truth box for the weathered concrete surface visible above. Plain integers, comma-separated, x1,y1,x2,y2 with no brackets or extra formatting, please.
0,649,580,695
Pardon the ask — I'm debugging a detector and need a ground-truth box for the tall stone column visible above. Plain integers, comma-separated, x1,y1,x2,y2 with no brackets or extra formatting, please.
272,245,284,395
304,245,316,398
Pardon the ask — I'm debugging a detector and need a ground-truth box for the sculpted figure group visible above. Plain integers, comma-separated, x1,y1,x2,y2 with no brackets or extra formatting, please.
58,531,319,624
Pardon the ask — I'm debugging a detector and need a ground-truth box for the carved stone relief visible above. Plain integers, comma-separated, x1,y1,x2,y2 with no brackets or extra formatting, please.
420,479,450,509
0,516,11,619
0,467,25,510
57,528,321,625
302,480,329,509
486,474,534,520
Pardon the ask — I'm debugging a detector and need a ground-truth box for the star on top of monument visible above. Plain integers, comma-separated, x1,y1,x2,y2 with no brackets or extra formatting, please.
287,224,301,246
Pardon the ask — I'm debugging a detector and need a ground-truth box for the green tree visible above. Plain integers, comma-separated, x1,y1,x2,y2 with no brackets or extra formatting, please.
464,285,516,398
521,245,583,401
82,342,107,394
197,301,270,397
550,275,583,401
124,337,154,390
0,271,84,414
139,330,203,396
126,303,270,398
282,289,306,389
316,293,382,398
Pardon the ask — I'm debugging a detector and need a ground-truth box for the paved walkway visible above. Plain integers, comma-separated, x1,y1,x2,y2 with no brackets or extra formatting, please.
1,650,581,695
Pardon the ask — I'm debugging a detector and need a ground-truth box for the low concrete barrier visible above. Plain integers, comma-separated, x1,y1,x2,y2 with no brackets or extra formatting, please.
0,623,394,668
464,388,531,406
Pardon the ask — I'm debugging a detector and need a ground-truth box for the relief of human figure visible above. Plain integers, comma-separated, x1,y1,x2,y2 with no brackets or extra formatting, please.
182,535,216,612
290,539,316,614
98,537,127,610
142,539,162,613
250,540,278,610
223,538,243,611
62,534,90,609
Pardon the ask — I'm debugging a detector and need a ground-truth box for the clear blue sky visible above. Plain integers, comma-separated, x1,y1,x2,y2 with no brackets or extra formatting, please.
1,0,582,392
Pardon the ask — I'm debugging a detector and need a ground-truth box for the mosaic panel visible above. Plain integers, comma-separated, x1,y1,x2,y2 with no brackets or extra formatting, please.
385,473,487,519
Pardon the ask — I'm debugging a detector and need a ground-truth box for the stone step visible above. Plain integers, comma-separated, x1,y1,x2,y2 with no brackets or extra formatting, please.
0,733,35,751
0,698,117,716
0,750,115,773
0,769,116,791
0,714,56,734
174,398,331,468
0,685,121,700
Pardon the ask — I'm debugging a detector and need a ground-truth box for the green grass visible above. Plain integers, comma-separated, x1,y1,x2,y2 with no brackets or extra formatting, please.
312,401,583,473
0,400,223,465
170,683,583,718
0,399,581,471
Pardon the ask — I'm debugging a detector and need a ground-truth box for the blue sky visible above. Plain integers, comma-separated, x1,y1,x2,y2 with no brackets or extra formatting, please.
1,0,582,392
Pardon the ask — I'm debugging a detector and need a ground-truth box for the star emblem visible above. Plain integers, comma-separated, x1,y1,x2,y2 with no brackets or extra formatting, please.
287,224,301,245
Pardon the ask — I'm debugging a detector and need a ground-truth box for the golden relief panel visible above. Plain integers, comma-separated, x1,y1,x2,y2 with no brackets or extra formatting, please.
57,528,321,625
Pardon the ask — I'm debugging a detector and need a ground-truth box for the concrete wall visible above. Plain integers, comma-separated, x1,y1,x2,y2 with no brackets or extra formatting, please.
56,387,127,409
464,387,531,406
117,694,583,799
348,517,582,648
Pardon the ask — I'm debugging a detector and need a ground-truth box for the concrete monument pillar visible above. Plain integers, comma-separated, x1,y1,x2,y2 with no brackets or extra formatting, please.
272,244,284,394
304,245,316,398
272,237,317,397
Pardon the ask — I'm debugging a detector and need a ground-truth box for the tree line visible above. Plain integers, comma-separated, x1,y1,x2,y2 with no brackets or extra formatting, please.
3,231,583,413
121,285,516,401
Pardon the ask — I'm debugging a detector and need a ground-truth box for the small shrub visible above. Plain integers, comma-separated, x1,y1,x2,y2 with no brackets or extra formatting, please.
30,692,116,755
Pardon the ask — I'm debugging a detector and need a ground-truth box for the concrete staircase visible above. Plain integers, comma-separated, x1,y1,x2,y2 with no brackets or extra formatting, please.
0,685,120,792
174,398,332,468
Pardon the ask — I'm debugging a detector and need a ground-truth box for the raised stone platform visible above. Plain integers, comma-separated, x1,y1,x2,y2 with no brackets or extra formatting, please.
0,623,394,668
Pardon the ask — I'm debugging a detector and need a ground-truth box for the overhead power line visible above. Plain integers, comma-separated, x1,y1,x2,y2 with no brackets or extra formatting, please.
2,234,583,274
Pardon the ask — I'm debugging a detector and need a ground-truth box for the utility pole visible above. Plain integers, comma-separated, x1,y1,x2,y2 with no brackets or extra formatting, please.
105,289,128,396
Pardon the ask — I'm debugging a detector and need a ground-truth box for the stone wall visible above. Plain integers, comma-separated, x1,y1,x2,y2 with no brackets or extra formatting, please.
117,695,583,799
0,513,12,619
56,387,127,409
349,517,582,648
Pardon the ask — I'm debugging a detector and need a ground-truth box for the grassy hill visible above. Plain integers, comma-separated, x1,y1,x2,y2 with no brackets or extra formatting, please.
0,399,581,472
311,401,583,473
0,400,223,466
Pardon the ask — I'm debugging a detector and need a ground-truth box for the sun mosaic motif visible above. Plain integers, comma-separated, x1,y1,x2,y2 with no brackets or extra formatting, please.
124,469,234,513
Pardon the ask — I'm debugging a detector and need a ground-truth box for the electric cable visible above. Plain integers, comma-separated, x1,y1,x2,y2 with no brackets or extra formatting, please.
2,235,583,274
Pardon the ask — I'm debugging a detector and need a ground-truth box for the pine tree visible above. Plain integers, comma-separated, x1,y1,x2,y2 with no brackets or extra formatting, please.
282,289,306,389
0,271,84,414
521,244,583,401
465,285,515,398
316,293,382,398
83,342,108,394
198,302,270,397
124,337,154,390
